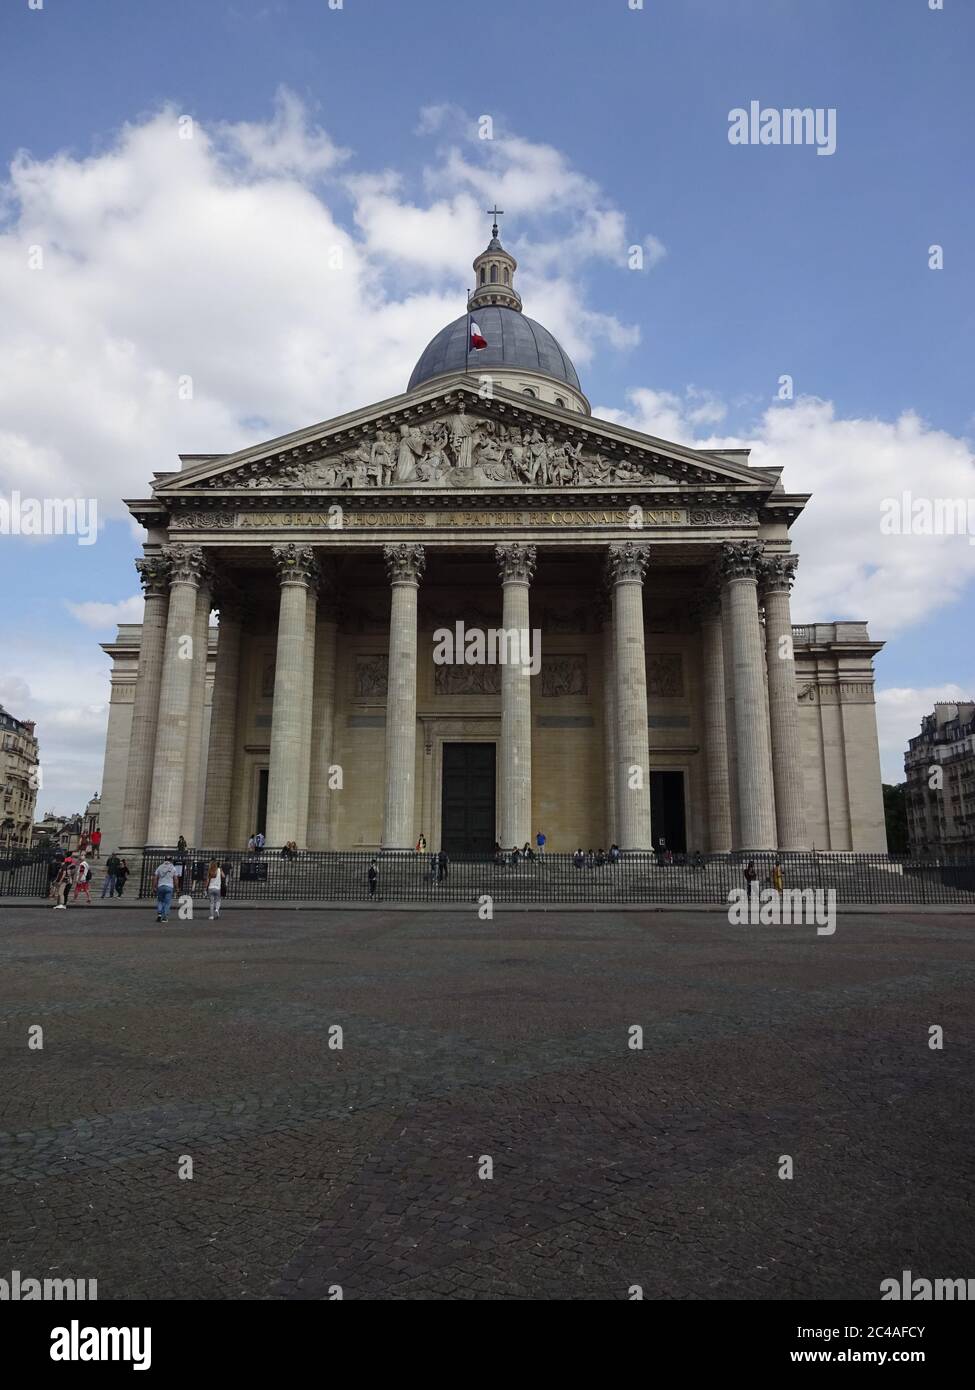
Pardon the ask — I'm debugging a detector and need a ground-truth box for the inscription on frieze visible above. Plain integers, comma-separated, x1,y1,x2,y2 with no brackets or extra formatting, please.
178,507,692,530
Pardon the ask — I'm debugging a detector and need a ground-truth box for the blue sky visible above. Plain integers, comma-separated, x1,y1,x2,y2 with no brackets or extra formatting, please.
0,0,972,810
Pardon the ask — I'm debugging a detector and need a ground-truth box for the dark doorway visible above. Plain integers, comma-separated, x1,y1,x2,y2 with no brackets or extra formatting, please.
256,769,269,837
650,771,687,853
440,743,496,857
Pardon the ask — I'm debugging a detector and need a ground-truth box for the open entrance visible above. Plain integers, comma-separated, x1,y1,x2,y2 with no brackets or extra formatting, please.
650,771,687,854
440,743,496,857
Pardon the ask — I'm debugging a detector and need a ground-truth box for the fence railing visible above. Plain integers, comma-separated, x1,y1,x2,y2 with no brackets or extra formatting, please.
0,849,67,900
4,849,974,907
122,849,975,906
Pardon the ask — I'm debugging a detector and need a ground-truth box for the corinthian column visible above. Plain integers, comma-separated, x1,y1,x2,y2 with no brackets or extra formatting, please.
295,580,318,847
606,541,653,850
597,592,618,846
306,576,339,850
180,574,213,842
382,543,425,849
147,545,209,846
121,556,170,848
760,554,809,850
719,541,777,851
201,590,246,847
698,586,733,852
495,543,536,848
266,544,319,846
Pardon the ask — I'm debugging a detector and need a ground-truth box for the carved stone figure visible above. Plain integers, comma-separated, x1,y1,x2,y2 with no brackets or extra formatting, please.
208,408,706,492
434,664,501,695
647,654,684,698
540,656,587,697
355,655,389,698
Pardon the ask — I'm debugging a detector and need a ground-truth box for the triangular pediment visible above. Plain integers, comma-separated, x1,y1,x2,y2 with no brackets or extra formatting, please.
150,377,780,498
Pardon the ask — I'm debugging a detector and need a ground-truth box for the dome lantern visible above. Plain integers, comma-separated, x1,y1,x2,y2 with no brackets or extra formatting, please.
468,206,522,313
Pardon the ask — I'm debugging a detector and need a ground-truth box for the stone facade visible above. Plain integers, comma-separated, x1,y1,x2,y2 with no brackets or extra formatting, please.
97,232,889,857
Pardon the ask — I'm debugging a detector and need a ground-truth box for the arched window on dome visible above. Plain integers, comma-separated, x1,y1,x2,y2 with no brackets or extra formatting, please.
522,387,536,398
555,396,566,408
503,267,509,285
480,267,486,284
490,264,498,283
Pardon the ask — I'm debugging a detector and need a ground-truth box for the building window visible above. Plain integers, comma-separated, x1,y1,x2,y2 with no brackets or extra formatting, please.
479,267,485,284
503,267,509,284
555,396,566,407
522,388,536,398
490,264,498,283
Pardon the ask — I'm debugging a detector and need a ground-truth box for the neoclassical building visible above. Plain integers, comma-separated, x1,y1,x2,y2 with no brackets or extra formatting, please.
99,226,888,857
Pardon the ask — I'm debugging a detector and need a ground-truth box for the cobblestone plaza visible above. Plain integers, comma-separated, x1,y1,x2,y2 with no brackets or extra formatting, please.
2,906,972,1300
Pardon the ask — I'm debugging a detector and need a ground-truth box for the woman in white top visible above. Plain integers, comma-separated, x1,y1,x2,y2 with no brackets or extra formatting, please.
206,860,225,920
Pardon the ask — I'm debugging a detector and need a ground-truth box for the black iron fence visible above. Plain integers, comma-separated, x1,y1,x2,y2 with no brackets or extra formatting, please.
118,848,975,906
4,848,974,907
0,848,64,900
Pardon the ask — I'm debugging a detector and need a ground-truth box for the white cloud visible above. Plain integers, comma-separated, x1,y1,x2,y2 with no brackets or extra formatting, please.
0,92,646,527
875,685,972,783
66,595,144,629
598,389,975,636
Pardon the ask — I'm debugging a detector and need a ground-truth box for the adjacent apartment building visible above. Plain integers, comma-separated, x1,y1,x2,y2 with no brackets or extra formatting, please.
0,704,40,850
905,701,975,860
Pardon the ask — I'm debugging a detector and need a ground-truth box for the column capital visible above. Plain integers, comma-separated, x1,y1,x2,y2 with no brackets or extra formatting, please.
495,542,536,585
606,540,651,586
719,539,764,584
135,555,170,598
272,543,320,588
759,552,799,595
384,542,426,586
163,543,210,589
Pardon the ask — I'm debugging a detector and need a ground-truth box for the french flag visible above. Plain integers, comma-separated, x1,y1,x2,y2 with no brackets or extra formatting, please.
469,319,487,351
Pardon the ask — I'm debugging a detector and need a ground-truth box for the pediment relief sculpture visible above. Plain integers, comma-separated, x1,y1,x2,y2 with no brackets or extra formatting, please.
198,412,678,493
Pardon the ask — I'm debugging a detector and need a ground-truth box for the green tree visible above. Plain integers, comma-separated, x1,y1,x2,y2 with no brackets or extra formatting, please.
883,783,909,853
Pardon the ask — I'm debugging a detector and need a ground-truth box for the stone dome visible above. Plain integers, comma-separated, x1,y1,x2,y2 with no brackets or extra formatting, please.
407,306,581,394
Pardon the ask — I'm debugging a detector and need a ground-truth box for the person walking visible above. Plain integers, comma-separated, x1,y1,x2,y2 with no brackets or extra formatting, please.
102,852,121,898
73,858,93,904
535,830,546,857
744,860,759,906
367,859,378,898
437,849,449,883
154,857,177,923
52,855,76,909
115,858,129,896
771,859,784,893
206,860,226,920
176,834,187,855
415,832,427,853
90,828,102,860
255,831,265,851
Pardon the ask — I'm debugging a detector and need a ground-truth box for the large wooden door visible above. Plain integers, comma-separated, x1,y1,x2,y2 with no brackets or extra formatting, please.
440,743,496,857
650,771,687,853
